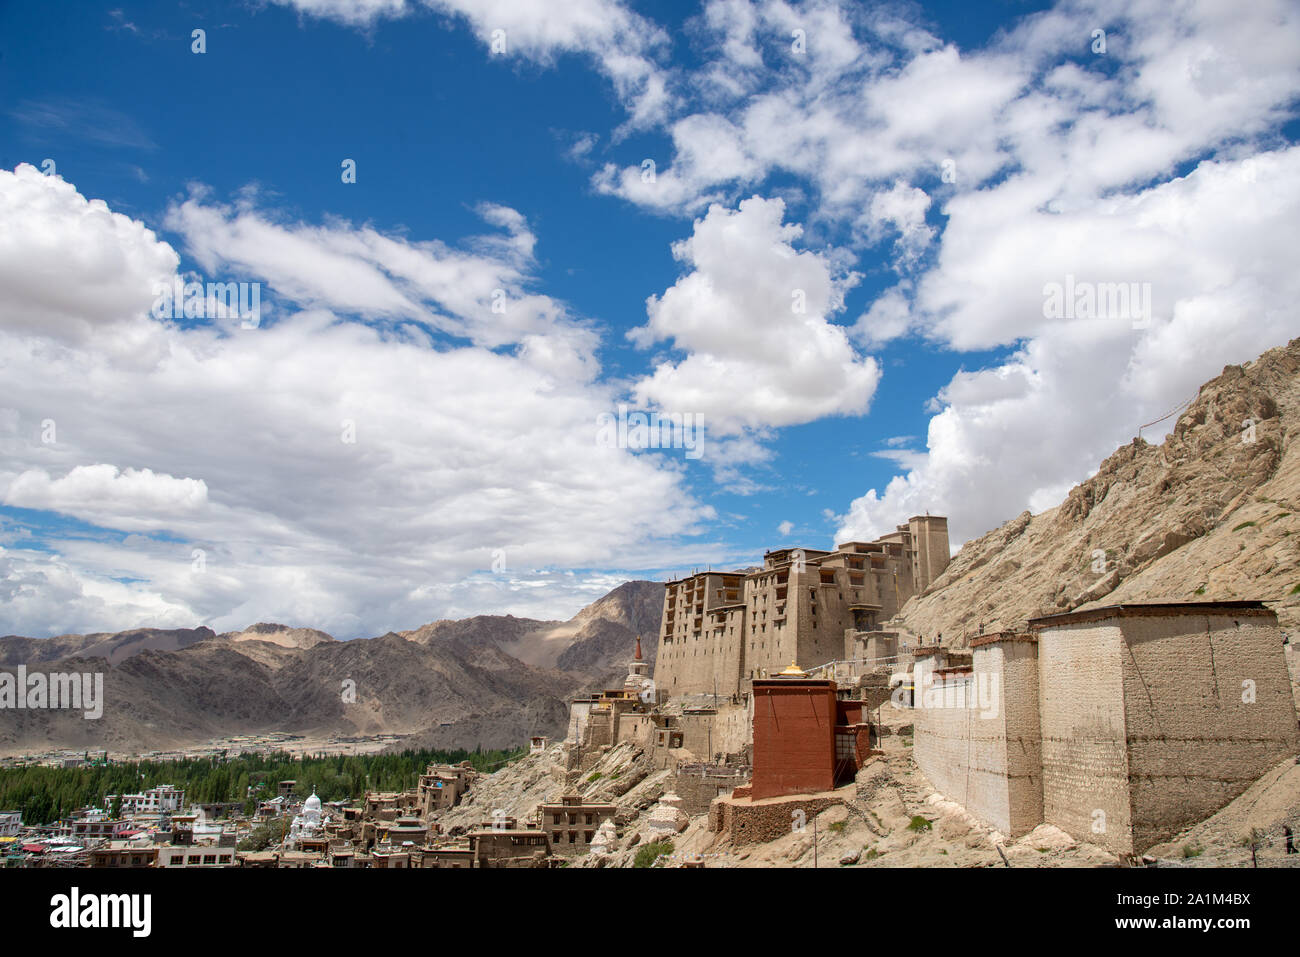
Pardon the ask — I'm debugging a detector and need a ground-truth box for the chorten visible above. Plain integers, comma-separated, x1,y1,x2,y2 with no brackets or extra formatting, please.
589,819,618,856
624,637,653,702
646,791,687,835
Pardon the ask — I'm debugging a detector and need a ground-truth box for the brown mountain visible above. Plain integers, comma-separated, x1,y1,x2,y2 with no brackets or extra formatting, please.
895,336,1300,644
399,580,662,687
0,626,217,668
0,581,664,755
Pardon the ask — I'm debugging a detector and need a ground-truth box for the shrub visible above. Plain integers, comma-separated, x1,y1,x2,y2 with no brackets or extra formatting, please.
237,817,289,851
634,840,674,868
907,815,932,832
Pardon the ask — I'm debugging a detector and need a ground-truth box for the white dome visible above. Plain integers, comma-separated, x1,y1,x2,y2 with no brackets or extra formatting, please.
304,792,321,811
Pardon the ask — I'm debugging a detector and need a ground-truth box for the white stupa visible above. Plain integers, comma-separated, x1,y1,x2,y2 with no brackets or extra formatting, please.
645,791,687,835
588,819,618,857
625,637,654,704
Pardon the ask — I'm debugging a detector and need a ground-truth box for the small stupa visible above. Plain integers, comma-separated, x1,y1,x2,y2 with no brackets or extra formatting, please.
646,791,688,835
625,637,654,702
589,819,618,856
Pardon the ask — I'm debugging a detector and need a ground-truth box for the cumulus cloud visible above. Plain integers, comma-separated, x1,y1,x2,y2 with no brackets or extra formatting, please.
860,182,934,270
0,165,178,342
5,465,209,532
629,196,879,436
837,149,1300,546
595,0,1021,224
582,0,1300,549
0,166,717,637
0,543,199,637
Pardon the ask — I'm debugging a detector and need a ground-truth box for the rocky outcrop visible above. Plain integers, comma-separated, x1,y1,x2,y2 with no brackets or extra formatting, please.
895,337,1300,643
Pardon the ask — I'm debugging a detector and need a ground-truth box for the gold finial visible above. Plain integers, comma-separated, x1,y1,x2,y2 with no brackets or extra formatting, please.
778,660,806,677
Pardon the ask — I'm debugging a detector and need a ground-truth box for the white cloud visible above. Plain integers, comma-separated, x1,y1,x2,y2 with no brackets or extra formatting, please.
273,0,410,26
0,165,717,637
162,188,591,365
0,165,177,343
860,182,935,270
582,0,1300,551
5,465,209,533
629,196,880,436
0,543,199,637
838,148,1300,546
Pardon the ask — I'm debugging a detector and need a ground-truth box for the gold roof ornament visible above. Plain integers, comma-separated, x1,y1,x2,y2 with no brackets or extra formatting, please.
778,660,806,677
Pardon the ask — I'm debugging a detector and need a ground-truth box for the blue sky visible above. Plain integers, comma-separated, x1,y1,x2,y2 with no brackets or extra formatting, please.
1,0,1298,638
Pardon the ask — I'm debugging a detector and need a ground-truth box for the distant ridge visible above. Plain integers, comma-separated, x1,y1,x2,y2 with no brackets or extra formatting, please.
0,581,664,755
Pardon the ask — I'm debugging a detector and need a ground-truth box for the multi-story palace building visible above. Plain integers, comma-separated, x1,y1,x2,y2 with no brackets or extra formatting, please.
654,516,950,698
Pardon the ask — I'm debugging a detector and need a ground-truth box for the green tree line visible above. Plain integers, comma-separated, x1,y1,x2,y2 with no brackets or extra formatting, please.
0,746,524,825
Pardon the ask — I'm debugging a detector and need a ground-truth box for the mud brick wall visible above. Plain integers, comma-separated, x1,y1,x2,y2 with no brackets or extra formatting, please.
913,642,1040,837
1037,621,1133,854
1118,610,1300,852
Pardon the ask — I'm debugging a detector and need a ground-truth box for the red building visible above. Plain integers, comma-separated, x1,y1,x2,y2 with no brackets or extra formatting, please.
750,665,873,800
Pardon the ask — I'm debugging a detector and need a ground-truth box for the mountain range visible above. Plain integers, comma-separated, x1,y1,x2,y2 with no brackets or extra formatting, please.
0,581,663,755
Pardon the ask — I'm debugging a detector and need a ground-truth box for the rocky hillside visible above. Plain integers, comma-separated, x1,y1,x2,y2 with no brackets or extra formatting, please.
400,580,662,686
555,580,663,682
895,337,1300,644
0,580,665,755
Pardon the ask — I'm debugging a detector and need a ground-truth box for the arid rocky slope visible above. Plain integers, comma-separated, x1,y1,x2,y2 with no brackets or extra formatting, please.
0,626,218,667
0,582,663,755
401,580,661,687
895,337,1300,644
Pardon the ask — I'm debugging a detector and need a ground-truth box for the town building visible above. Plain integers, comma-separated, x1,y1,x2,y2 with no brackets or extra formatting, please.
749,664,874,800
467,826,551,867
566,641,659,754
536,794,618,855
0,811,20,837
285,791,326,850
418,762,475,817
87,842,158,868
708,663,876,844
157,845,237,867
104,785,185,817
